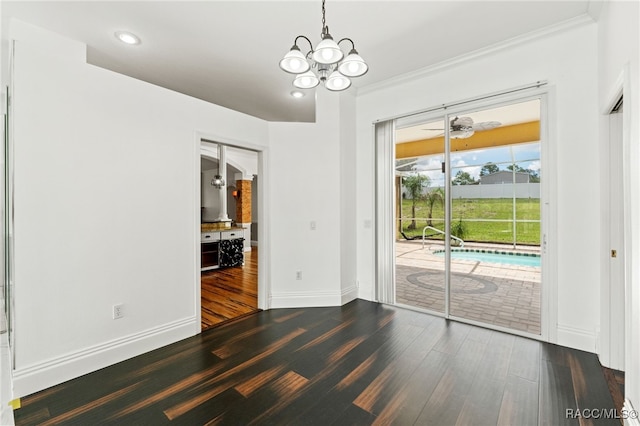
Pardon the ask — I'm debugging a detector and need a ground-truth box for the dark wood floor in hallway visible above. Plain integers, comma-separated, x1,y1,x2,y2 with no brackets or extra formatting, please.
14,300,619,425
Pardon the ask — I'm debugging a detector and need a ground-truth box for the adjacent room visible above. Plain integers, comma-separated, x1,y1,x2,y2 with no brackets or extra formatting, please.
200,141,259,328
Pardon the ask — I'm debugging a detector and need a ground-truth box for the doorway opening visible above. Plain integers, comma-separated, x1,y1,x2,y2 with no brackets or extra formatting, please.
200,141,259,330
602,94,625,370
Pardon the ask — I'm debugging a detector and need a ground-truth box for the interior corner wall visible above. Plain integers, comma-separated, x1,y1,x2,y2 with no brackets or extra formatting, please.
339,92,358,304
355,22,600,352
597,0,640,413
9,22,268,397
266,90,343,308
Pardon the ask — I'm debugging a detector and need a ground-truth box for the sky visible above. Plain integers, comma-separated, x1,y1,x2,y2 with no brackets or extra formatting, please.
399,141,541,187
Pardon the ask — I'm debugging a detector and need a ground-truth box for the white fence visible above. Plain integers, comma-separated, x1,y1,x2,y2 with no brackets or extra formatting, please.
452,183,540,199
403,183,540,199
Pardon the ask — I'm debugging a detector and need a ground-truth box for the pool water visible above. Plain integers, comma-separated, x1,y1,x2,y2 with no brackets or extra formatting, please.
434,250,541,267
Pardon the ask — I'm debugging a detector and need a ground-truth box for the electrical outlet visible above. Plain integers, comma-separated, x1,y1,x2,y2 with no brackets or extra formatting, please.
296,270,302,280
113,304,124,320
310,221,316,230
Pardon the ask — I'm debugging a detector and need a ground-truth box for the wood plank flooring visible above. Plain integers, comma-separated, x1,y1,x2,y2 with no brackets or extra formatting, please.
14,300,620,425
201,247,258,330
602,367,625,424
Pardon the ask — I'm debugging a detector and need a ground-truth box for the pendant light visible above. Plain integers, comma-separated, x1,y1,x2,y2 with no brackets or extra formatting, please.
279,0,368,92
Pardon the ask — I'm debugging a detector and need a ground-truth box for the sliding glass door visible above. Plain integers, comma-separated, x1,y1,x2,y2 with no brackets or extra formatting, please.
391,98,542,336
395,118,447,314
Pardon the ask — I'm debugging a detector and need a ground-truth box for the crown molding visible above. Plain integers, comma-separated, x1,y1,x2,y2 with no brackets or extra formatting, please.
357,13,596,96
586,0,605,22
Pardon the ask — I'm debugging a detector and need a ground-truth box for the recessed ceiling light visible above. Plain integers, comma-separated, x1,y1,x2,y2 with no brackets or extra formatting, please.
290,90,305,98
115,31,141,45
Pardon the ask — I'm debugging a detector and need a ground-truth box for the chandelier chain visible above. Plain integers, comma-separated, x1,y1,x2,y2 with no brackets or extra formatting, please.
321,0,326,35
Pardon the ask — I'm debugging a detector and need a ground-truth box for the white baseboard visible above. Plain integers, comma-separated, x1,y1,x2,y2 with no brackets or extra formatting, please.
13,316,197,398
624,399,640,426
341,284,358,305
269,286,359,309
557,323,597,353
269,290,342,309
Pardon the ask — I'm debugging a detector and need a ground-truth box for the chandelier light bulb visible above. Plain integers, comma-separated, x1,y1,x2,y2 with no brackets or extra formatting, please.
338,51,368,77
279,47,310,74
293,70,320,89
325,70,351,91
312,36,344,65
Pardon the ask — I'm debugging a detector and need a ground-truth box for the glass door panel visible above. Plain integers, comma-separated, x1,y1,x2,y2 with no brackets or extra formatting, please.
389,98,542,336
395,118,446,313
448,100,542,334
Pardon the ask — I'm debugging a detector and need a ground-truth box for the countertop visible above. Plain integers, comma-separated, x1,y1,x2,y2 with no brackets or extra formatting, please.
201,223,245,232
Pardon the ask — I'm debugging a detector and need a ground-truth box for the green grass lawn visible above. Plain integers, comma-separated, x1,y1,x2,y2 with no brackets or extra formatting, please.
399,198,540,245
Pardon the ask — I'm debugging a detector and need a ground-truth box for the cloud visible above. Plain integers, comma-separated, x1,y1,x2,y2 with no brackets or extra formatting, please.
451,158,481,180
527,160,541,172
413,157,445,185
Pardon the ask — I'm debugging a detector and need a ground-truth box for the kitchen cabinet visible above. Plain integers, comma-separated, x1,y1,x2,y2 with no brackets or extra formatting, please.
201,228,245,271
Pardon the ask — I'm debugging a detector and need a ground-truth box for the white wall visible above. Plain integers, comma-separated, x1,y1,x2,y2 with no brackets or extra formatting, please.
356,20,600,351
7,18,358,396
597,0,640,416
200,146,258,224
9,20,268,396
201,168,232,222
339,92,358,303
266,89,357,308
0,3,11,424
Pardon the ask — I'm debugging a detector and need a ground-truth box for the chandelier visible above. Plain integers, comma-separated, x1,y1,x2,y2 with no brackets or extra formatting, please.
279,0,368,92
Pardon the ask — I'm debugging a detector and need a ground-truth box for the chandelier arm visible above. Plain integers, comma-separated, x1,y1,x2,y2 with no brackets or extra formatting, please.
337,38,356,52
294,35,315,54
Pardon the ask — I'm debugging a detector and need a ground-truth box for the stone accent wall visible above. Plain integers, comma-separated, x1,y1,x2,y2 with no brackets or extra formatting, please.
235,180,252,224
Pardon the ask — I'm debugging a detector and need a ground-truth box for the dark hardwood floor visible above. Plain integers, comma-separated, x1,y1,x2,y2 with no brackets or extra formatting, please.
201,247,258,330
602,367,625,424
15,300,619,425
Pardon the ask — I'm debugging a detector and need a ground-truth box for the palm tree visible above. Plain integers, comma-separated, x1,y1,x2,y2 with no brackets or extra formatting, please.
425,187,444,227
402,173,430,230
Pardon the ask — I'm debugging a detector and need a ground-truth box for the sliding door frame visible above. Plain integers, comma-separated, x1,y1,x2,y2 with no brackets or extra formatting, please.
375,84,555,342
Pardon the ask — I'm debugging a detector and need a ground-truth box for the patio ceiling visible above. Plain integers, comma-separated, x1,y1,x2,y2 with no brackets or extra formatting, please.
396,120,540,159
395,99,541,159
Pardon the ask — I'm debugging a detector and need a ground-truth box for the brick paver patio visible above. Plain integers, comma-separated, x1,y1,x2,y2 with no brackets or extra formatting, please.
395,241,541,335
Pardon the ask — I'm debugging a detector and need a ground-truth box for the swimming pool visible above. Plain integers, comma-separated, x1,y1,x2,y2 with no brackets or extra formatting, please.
434,249,541,267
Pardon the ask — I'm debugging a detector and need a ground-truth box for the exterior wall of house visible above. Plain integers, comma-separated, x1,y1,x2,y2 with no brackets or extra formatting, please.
355,20,600,352
597,0,640,417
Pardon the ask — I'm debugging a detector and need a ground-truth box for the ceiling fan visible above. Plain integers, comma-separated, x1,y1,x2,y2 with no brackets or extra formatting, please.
423,116,501,139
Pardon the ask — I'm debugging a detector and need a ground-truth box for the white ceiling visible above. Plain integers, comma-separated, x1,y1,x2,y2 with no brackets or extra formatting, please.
1,1,595,122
